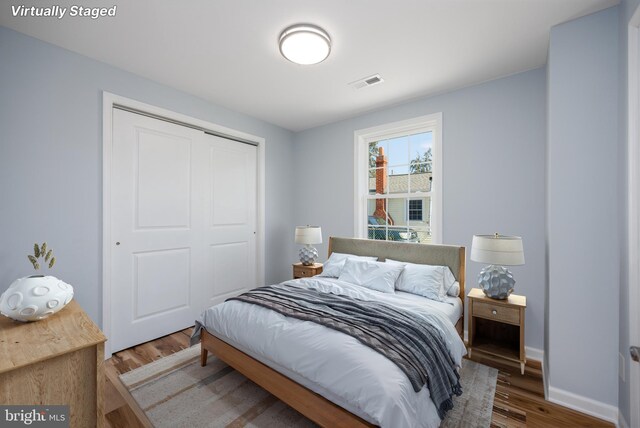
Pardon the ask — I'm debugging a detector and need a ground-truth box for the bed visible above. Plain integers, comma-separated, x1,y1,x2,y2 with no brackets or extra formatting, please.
193,237,466,427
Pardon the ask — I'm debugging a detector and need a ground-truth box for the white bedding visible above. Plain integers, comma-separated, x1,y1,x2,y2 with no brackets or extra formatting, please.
395,289,463,325
197,277,467,428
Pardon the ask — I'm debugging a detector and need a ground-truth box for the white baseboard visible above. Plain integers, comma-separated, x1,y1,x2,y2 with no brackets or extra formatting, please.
548,386,619,425
525,346,544,362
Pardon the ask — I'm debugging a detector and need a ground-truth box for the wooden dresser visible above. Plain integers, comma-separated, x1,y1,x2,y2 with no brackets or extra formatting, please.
0,300,106,427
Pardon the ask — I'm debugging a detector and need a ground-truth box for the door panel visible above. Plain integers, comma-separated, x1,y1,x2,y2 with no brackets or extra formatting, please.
111,110,203,352
210,242,249,298
203,134,257,309
211,147,250,226
136,130,191,229
133,248,190,320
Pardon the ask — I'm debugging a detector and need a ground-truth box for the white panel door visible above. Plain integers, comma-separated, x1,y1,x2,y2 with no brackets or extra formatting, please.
202,134,257,309
110,110,258,353
110,109,206,352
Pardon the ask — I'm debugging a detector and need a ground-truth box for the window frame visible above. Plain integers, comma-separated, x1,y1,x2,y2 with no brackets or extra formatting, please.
353,113,443,244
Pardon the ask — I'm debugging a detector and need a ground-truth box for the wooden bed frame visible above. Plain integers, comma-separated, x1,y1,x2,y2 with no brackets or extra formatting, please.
200,237,466,427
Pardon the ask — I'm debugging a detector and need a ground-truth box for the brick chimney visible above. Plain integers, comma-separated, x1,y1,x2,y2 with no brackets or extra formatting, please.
373,147,393,224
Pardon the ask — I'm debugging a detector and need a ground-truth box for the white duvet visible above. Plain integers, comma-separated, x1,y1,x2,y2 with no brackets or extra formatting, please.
197,277,467,428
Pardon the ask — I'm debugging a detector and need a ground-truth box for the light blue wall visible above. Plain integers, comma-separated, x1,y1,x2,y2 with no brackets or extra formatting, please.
0,26,296,326
293,68,547,352
547,6,619,406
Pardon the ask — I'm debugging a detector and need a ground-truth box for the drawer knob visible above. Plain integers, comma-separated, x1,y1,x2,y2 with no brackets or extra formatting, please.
492,310,497,315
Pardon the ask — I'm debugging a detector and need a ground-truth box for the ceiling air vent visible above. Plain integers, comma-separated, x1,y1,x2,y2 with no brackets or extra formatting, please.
349,74,384,89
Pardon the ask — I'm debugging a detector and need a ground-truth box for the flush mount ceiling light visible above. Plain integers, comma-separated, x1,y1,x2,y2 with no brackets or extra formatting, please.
279,24,331,65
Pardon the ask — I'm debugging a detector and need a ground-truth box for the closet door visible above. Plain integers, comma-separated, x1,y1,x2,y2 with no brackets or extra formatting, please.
110,110,206,352
201,133,257,310
110,110,258,352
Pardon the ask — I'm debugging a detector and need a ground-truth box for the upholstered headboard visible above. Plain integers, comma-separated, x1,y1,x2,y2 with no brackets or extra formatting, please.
328,237,466,334
328,237,465,284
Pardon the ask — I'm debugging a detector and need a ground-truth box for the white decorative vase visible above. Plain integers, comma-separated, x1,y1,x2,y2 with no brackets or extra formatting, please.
0,275,74,322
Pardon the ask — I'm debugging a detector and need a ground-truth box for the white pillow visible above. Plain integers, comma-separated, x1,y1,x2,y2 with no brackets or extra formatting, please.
441,267,459,296
387,259,460,297
338,258,403,293
446,281,460,297
318,252,378,278
386,259,454,302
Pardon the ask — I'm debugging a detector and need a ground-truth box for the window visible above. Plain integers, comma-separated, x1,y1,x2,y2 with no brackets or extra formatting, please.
354,114,442,244
408,199,423,221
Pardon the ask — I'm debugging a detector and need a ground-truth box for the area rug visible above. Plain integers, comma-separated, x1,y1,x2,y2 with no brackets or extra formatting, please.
120,344,497,427
441,359,498,427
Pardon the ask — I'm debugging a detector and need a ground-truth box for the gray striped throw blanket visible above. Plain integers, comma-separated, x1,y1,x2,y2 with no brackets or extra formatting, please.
227,284,462,419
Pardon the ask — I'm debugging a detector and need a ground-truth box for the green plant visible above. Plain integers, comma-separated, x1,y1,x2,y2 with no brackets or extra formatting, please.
27,242,55,270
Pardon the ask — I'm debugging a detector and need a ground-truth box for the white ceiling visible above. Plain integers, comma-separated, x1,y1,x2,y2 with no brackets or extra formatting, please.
0,0,618,131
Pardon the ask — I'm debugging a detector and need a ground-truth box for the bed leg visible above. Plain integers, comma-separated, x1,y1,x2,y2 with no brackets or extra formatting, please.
200,347,208,367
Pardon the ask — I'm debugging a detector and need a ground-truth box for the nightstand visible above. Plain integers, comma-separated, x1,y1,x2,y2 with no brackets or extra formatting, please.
467,288,527,374
293,262,323,279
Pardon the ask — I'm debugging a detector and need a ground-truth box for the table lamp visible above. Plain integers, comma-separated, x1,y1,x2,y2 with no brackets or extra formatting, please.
470,233,525,299
295,226,322,266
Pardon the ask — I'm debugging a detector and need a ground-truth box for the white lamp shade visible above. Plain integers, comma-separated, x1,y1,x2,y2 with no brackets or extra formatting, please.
279,24,331,65
295,226,323,245
470,234,525,266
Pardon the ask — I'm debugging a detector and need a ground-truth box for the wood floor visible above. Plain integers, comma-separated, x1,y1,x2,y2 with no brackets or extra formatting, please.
104,328,613,428
469,353,613,428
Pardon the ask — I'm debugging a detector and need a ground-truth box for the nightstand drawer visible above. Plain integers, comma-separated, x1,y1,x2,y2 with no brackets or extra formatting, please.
293,263,323,279
294,267,315,278
473,301,520,325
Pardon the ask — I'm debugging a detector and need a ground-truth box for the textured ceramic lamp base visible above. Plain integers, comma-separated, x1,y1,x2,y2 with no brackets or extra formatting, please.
478,264,515,299
299,245,318,266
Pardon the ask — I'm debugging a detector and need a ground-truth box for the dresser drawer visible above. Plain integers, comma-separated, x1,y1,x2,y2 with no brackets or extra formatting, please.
473,301,520,325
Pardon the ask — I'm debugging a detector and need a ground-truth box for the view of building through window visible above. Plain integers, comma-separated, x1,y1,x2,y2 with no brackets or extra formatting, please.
367,131,432,243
